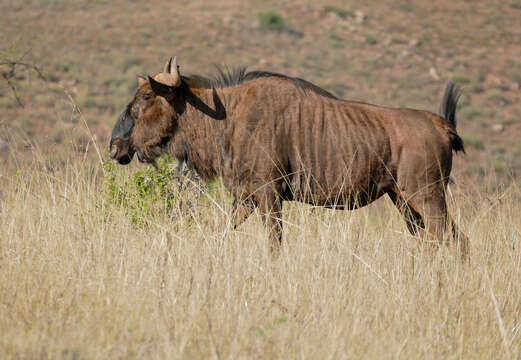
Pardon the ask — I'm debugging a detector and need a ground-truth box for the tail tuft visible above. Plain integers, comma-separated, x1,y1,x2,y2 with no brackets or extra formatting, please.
450,130,465,153
439,81,465,153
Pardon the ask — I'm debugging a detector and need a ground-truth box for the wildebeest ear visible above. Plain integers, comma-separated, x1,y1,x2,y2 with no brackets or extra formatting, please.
137,75,147,86
148,76,174,98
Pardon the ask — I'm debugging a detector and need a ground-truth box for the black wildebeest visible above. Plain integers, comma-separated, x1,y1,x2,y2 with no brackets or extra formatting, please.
110,57,468,259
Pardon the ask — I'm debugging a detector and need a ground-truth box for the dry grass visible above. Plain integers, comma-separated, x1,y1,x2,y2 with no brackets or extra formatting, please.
1,1,520,358
0,148,520,359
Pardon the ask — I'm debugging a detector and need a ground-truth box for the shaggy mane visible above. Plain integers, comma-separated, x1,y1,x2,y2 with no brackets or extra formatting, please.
181,66,338,99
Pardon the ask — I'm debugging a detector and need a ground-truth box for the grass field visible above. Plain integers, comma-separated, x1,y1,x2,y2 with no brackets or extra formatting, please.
1,0,521,358
0,148,520,359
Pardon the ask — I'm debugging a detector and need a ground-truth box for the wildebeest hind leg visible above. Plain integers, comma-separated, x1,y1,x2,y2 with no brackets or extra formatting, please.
390,185,468,260
409,187,470,260
447,218,469,261
408,190,450,255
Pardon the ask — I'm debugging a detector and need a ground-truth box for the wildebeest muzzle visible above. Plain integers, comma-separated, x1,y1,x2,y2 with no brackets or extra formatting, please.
109,137,134,165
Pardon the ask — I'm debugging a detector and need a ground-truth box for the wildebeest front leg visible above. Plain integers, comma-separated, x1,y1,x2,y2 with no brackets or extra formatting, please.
257,192,283,255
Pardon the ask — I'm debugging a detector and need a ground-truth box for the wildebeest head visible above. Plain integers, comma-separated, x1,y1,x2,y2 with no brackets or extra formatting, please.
109,57,183,164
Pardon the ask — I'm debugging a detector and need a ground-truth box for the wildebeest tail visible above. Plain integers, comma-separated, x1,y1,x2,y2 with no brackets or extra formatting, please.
439,80,465,153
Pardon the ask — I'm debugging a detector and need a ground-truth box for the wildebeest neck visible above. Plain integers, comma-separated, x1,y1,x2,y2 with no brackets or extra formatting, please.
185,88,226,120
171,87,237,179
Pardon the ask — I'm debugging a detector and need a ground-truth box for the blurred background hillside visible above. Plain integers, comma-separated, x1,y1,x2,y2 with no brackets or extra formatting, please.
1,0,520,185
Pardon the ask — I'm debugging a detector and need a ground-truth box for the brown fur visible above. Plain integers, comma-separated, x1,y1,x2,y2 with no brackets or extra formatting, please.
110,61,468,259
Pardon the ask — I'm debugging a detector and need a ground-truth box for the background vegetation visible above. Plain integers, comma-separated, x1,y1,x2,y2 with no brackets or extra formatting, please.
0,0,520,358
1,0,520,184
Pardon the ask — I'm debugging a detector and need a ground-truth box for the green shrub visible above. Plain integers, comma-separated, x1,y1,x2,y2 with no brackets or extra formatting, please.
103,156,181,226
365,35,378,45
258,11,285,32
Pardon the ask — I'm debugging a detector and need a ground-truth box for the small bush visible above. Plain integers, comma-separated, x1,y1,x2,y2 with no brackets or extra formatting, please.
365,35,378,45
258,11,285,32
103,156,181,226
509,2,521,9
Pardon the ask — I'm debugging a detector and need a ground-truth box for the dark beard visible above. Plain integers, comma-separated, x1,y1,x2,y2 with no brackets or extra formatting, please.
136,137,171,163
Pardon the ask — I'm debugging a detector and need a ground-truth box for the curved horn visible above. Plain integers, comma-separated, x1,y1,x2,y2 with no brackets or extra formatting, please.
163,57,173,73
169,56,181,87
157,57,182,88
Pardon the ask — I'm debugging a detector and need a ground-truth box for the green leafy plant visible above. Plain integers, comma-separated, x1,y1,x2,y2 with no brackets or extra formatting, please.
365,35,378,45
258,11,285,32
103,156,182,226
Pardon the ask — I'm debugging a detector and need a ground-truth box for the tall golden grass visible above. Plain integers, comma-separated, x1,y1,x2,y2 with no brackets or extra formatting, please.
0,148,520,359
